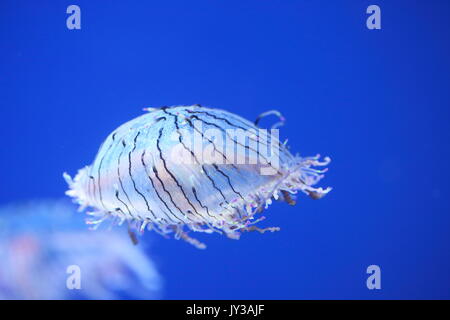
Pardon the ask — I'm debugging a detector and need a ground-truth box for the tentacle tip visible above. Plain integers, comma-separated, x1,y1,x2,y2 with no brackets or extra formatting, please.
63,172,72,184
128,229,140,245
308,187,332,200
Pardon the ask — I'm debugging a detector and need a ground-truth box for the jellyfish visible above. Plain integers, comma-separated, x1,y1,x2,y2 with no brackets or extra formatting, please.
0,200,162,299
64,105,331,248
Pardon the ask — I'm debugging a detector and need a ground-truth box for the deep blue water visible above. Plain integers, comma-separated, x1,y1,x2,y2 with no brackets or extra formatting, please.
1,0,450,299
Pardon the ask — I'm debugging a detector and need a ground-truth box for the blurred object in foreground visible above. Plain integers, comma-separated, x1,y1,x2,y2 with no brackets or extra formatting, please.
0,199,162,300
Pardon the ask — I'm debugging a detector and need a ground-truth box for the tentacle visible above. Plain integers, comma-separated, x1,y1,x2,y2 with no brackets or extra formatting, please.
85,211,110,230
281,190,296,205
127,225,139,245
242,225,280,234
178,231,206,249
143,107,158,112
249,154,331,215
254,110,286,129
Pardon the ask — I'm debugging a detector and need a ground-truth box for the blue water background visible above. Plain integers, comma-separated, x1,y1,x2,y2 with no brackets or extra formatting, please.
1,1,449,299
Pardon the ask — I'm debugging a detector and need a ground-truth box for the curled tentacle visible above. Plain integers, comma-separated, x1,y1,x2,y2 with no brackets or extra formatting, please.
254,110,286,129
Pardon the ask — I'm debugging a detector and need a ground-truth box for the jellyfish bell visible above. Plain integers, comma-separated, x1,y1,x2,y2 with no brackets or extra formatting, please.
0,200,162,300
64,105,331,248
